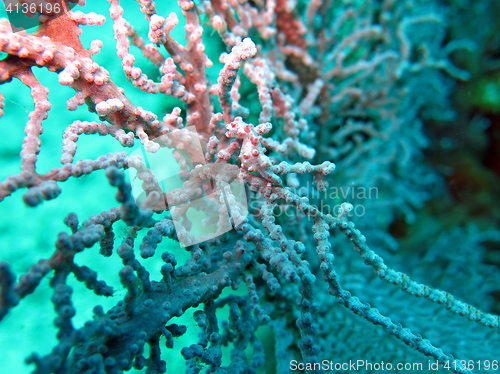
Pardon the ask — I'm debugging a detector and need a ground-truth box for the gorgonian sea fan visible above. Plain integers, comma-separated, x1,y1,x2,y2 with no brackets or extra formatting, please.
0,1,499,373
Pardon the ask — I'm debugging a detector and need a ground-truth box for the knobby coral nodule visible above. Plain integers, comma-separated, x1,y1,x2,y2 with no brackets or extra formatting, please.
0,0,499,373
